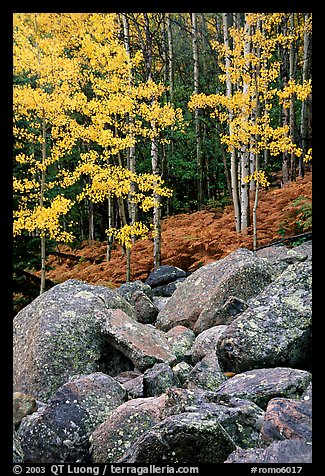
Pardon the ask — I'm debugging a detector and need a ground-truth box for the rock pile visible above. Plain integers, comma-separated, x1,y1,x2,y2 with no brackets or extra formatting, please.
13,242,312,464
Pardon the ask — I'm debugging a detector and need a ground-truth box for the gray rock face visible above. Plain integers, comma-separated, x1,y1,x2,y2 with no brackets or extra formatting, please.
165,326,196,361
90,395,167,463
187,351,226,392
225,438,312,463
143,363,179,397
217,261,312,372
116,281,158,324
256,242,311,276
13,280,135,400
145,265,188,288
13,428,24,463
17,372,127,463
96,309,177,371
215,367,312,410
118,411,237,463
191,325,228,364
152,278,187,297
155,248,273,334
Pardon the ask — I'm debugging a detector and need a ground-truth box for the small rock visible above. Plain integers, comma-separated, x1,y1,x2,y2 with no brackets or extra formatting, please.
145,265,187,288
143,363,179,397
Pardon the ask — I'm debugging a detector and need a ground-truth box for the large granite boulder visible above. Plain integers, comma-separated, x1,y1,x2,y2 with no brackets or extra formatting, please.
17,372,127,463
96,309,177,371
217,261,312,373
118,411,237,463
190,325,228,364
155,248,273,334
90,395,167,463
260,397,312,444
215,367,312,410
13,280,135,400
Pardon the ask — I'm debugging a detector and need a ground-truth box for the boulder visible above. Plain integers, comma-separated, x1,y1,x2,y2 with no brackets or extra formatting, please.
145,265,187,288
152,278,187,297
260,397,312,444
143,363,179,397
165,325,196,361
152,296,170,312
13,279,135,400
114,370,144,399
225,439,312,463
217,261,312,373
116,280,153,300
172,362,193,385
118,411,237,463
215,367,312,410
256,242,310,276
162,387,264,449
90,395,167,463
155,248,273,333
128,290,159,324
13,392,37,428
186,351,226,392
17,372,127,463
191,325,228,364
116,281,158,324
96,309,177,371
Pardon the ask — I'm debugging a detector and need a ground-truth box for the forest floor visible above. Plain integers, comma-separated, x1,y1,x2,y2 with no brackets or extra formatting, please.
43,171,312,288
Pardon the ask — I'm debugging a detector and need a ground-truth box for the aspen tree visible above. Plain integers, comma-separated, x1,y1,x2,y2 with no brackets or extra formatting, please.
13,13,81,293
189,13,311,235
191,13,204,210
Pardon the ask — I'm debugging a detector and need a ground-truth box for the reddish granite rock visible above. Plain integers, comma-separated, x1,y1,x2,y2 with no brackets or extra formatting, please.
260,397,312,443
13,392,37,428
96,309,177,371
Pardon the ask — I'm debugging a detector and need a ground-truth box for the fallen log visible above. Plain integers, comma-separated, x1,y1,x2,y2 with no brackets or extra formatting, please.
255,231,312,251
49,250,104,264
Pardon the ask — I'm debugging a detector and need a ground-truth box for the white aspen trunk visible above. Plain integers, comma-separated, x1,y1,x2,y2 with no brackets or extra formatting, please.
122,13,136,233
191,12,203,210
167,13,174,104
240,15,251,234
151,127,161,269
222,12,241,232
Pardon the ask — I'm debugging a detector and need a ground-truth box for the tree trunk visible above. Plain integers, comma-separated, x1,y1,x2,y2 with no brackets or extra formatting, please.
122,13,137,232
289,13,296,181
40,112,46,294
151,129,161,269
300,12,311,176
240,15,251,234
222,12,241,232
191,13,203,210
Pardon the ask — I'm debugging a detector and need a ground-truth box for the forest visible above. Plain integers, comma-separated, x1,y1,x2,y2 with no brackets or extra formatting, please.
13,12,312,303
